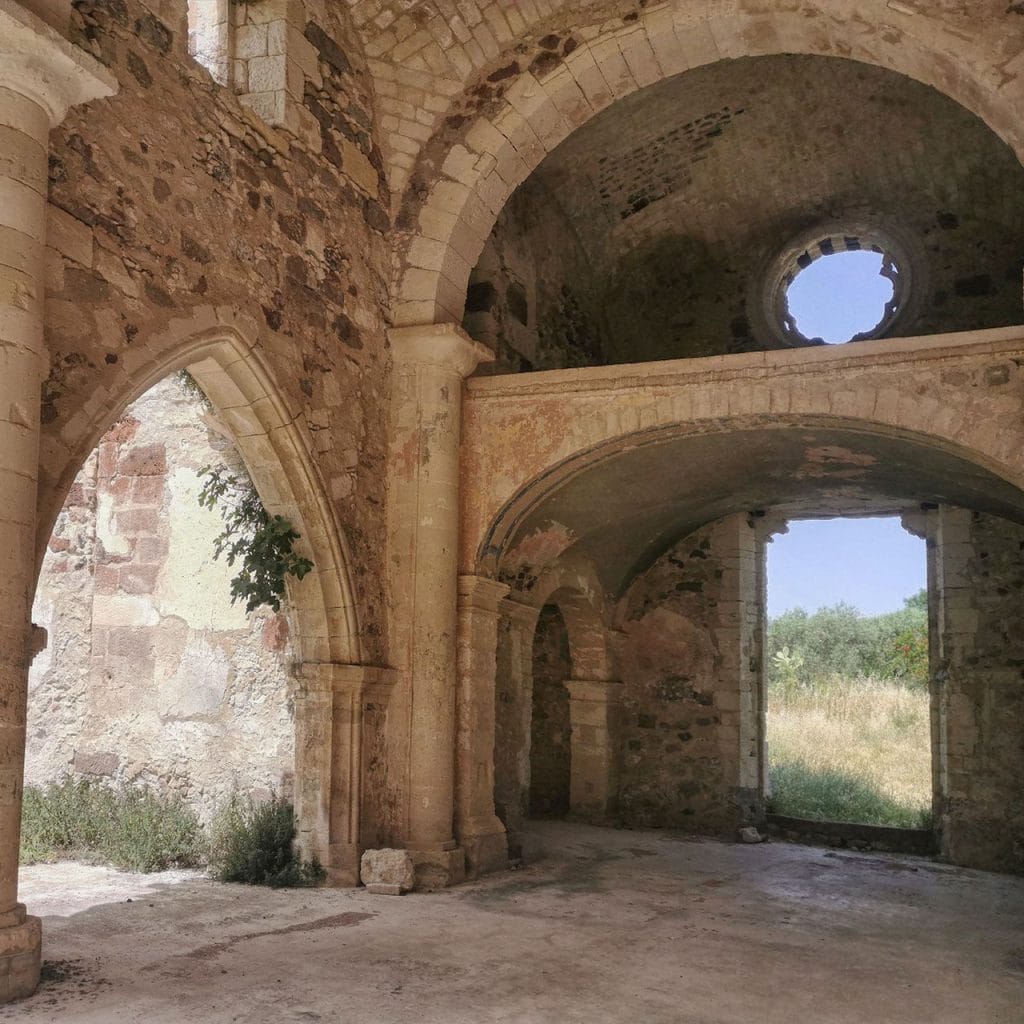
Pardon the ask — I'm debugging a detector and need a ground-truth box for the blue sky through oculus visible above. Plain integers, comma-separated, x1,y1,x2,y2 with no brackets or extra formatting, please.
770,252,919,615
768,517,926,619
786,250,894,344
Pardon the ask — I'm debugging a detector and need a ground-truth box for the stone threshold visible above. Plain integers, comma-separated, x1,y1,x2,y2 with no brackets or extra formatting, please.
766,813,938,856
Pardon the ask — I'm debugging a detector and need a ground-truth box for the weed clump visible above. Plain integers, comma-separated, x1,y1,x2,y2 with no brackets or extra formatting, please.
21,782,323,889
207,794,325,887
19,779,202,871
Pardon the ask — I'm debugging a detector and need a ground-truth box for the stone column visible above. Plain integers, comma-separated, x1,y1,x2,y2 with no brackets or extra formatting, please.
713,513,764,827
387,324,492,887
294,664,396,886
493,598,538,855
566,680,622,821
0,2,115,1003
455,575,510,877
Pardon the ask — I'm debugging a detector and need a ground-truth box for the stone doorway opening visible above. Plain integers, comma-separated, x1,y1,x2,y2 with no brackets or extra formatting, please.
527,604,572,819
764,516,932,835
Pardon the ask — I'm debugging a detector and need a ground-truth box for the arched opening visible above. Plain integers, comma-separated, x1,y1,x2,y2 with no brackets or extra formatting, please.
396,0,1024,330
452,54,1024,371
492,563,613,849
39,325,361,669
26,372,297,835
24,327,369,890
528,604,572,818
483,419,1024,869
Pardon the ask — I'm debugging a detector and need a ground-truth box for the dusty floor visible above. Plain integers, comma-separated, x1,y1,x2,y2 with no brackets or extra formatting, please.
4,822,1023,1023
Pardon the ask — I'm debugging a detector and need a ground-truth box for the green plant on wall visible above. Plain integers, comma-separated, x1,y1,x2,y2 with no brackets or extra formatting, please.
198,465,313,614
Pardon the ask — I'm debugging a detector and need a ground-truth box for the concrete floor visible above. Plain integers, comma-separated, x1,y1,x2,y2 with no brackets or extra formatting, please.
4,822,1023,1023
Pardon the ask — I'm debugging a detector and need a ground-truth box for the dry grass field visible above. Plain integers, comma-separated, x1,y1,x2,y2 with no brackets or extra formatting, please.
767,677,932,828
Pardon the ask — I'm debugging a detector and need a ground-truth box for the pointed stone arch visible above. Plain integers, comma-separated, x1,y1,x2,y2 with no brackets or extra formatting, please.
39,307,360,665
32,308,386,881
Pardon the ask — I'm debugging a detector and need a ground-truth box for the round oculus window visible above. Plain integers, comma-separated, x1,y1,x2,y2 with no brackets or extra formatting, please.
761,227,913,347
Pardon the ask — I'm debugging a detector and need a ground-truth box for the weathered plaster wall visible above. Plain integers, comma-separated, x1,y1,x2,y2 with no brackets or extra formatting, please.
936,508,1024,874
615,514,762,833
528,603,572,817
27,376,296,821
41,0,391,666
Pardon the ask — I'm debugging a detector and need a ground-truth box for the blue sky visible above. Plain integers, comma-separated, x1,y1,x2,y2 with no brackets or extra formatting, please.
787,250,893,344
766,254,922,618
767,517,925,618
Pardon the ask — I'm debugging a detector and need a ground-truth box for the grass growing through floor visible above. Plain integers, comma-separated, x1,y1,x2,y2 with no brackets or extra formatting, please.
766,595,933,829
19,780,323,885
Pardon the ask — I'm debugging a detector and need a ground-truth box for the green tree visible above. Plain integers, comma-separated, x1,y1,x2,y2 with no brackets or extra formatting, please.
198,466,313,614
767,598,929,689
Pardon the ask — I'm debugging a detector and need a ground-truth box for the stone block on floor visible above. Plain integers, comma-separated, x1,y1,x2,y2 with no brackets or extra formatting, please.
360,848,415,893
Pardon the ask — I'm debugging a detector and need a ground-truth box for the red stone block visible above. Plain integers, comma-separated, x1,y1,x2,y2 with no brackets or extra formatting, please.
118,564,160,594
131,475,165,504
263,614,290,651
119,443,167,477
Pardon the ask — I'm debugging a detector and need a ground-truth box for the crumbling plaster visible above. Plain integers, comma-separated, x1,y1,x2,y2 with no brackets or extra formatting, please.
464,328,1024,590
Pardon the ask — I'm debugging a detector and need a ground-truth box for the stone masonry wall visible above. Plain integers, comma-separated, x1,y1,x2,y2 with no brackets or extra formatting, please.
40,0,392,668
936,508,1024,873
616,514,761,833
462,179,606,374
27,375,296,822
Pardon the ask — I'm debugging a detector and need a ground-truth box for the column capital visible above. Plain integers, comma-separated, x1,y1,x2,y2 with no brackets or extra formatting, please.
499,596,540,627
458,574,510,613
297,662,399,697
388,322,494,378
0,1,117,126
565,679,624,703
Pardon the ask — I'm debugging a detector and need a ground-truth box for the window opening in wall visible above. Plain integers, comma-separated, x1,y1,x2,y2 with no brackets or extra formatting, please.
187,0,233,86
765,516,931,828
784,249,896,344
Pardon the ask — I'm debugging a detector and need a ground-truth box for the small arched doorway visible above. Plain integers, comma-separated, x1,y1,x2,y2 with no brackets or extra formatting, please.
528,603,572,818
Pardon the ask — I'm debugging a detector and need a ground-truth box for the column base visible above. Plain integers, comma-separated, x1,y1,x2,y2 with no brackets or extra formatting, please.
326,842,362,887
460,830,509,879
504,830,527,864
409,845,466,890
0,906,41,1004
